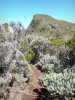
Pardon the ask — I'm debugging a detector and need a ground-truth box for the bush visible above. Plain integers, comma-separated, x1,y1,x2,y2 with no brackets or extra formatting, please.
25,49,35,62
66,36,75,51
3,23,8,30
20,38,29,53
39,66,75,99
36,55,60,73
66,36,75,65
49,38,66,46
12,67,18,74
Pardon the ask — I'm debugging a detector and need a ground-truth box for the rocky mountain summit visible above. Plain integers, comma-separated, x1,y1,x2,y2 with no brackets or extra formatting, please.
26,14,75,40
0,14,75,100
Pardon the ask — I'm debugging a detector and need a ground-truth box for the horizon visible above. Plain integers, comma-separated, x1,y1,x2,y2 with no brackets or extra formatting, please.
0,0,74,28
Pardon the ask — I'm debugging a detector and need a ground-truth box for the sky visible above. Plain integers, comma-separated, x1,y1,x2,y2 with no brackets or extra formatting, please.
0,0,75,28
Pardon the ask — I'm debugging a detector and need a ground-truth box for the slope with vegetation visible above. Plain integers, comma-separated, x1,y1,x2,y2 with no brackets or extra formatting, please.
0,14,75,100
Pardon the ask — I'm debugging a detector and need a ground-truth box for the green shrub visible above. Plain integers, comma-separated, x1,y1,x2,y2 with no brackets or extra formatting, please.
20,38,30,53
25,49,35,62
3,23,8,28
12,67,18,74
49,38,66,46
66,36,75,48
39,66,75,98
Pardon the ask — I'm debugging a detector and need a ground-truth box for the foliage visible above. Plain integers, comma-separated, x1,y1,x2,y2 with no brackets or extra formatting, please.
66,36,75,48
49,38,66,46
20,38,29,53
39,66,75,99
25,49,35,62
66,36,75,57
27,14,75,41
3,23,8,28
36,55,61,73
11,67,18,74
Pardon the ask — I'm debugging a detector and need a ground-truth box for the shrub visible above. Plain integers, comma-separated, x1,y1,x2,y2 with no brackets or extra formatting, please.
36,55,60,73
20,38,29,53
12,67,18,74
39,66,75,99
49,38,66,46
66,36,75,65
66,36,75,49
3,23,8,30
25,49,35,62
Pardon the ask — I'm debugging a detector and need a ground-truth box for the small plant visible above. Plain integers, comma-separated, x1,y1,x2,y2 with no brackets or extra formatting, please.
25,49,35,62
3,23,8,29
66,36,75,56
20,39,29,53
12,67,18,74
66,36,75,48
39,66,75,99
49,38,66,46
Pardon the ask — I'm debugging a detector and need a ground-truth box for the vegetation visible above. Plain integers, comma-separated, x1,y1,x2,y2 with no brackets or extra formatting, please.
39,66,75,99
66,36,75,56
12,67,18,74
66,36,75,48
25,49,35,62
0,14,75,100
20,38,29,53
3,23,8,29
49,38,66,46
27,14,75,40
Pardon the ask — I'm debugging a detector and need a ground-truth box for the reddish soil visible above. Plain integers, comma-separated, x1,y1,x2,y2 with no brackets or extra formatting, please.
22,65,44,100
22,84,42,100
31,64,43,79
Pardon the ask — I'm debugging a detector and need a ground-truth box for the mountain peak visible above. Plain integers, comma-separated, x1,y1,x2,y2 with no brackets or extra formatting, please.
26,14,75,40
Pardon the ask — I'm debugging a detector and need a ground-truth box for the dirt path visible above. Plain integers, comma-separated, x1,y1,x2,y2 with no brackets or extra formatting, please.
7,64,44,100
22,64,44,100
30,64,43,79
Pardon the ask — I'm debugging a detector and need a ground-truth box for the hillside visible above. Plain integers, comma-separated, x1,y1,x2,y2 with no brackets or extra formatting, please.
0,14,75,100
26,14,75,40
